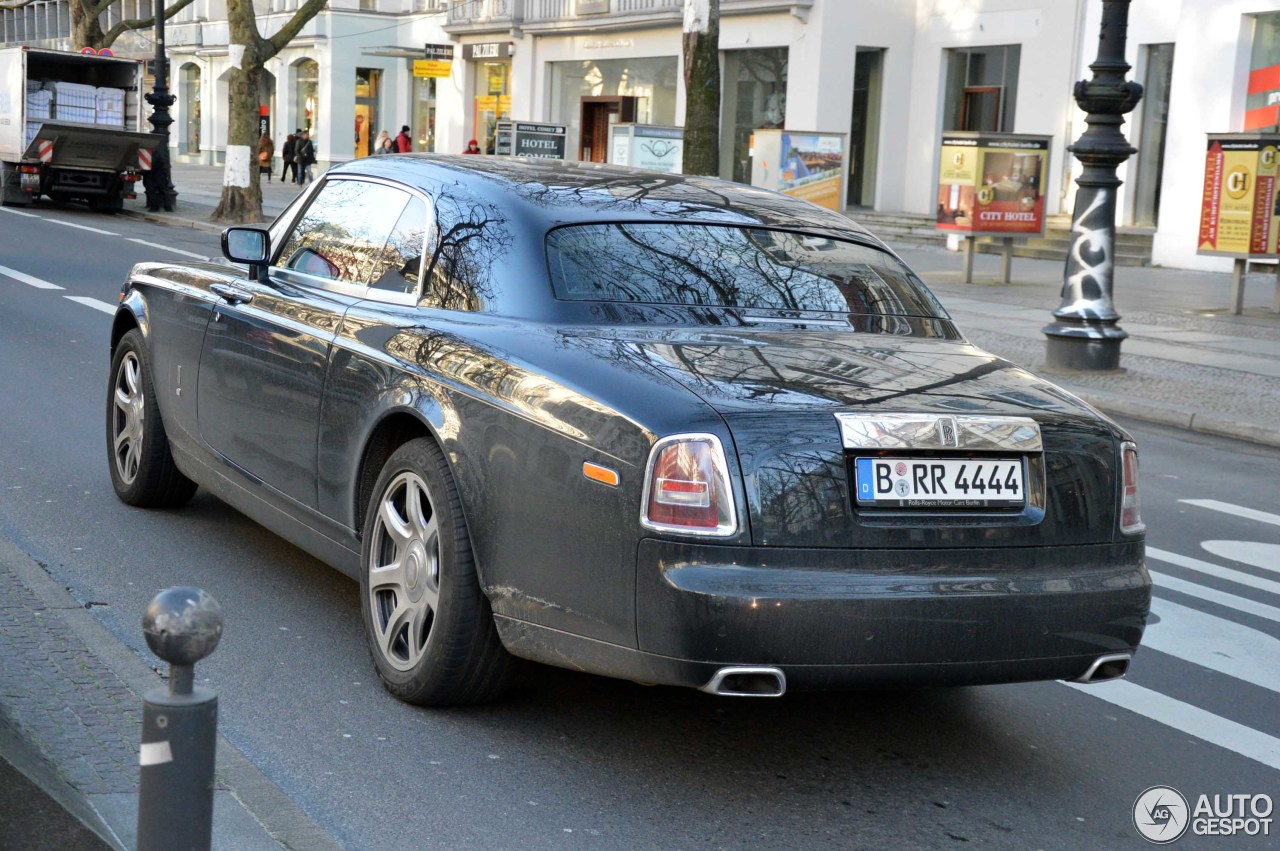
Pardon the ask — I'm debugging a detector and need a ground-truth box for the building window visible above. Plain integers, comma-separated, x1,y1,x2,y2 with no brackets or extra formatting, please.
412,74,437,152
943,45,1020,132
1247,13,1280,130
721,48,788,184
181,63,201,154
549,57,679,160
293,58,319,137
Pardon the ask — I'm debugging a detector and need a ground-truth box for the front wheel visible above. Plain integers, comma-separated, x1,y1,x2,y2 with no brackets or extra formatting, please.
360,438,516,706
106,329,197,508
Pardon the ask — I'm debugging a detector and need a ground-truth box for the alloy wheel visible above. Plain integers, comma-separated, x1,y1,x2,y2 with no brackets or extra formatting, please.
368,471,440,672
111,351,145,485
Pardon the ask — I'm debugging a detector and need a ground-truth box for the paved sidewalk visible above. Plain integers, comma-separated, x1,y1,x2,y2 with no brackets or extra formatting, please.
0,534,343,850
127,160,1280,449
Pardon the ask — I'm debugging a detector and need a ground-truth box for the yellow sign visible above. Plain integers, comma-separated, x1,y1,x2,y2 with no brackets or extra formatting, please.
1199,135,1280,256
476,95,498,112
413,60,452,78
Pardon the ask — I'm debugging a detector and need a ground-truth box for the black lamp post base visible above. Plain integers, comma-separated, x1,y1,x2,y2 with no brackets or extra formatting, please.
1043,320,1128,372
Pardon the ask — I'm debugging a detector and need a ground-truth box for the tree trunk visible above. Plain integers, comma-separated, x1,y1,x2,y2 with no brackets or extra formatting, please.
211,0,265,223
72,0,105,50
682,0,720,177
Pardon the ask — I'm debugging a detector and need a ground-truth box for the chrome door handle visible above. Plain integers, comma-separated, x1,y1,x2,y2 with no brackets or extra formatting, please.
210,283,254,305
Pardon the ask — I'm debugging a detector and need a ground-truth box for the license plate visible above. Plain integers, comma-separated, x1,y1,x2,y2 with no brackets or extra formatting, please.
854,457,1025,509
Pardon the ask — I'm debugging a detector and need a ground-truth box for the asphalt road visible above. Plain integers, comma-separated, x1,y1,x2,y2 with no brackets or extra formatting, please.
1,202,1277,850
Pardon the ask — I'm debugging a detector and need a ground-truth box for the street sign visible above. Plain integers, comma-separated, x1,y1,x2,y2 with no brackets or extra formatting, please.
413,60,452,78
423,43,453,61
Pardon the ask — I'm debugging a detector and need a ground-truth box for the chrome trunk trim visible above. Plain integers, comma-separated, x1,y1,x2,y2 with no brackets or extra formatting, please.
834,413,1042,452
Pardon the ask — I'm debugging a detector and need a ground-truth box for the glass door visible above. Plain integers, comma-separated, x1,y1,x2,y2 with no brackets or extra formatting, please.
848,48,883,208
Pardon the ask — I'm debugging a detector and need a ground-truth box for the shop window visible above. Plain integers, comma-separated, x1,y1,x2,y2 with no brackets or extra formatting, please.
943,45,1020,132
293,58,319,137
181,63,201,154
721,48,788,184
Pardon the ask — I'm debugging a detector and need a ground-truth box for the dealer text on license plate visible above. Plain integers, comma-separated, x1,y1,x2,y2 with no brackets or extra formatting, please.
854,457,1025,508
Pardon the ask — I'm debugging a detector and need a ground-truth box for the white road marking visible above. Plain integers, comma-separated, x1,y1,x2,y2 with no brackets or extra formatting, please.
1182,499,1280,528
1200,541,1280,574
63,296,117,315
1064,679,1280,772
1152,570,1280,623
1142,598,1280,694
0,207,39,218
47,218,118,236
0,263,64,290
126,238,212,261
1148,547,1280,596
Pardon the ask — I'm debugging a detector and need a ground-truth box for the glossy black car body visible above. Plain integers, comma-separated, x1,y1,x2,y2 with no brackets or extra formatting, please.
108,155,1150,702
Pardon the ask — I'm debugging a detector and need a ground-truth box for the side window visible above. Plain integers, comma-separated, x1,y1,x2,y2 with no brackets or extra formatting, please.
368,196,428,295
275,180,410,287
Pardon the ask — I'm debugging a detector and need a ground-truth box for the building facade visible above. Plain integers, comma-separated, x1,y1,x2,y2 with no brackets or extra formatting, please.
5,0,1280,272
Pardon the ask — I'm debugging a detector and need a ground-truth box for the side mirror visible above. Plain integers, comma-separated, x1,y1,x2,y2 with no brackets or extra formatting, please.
221,227,270,281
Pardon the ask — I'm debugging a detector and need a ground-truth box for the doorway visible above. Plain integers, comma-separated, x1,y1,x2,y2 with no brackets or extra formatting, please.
354,68,381,158
579,96,636,162
848,48,883,208
1132,44,1174,226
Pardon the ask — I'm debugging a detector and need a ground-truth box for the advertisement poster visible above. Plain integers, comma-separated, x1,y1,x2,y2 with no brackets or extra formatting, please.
777,133,844,209
1197,134,1280,257
609,125,683,173
749,130,846,211
935,133,1050,236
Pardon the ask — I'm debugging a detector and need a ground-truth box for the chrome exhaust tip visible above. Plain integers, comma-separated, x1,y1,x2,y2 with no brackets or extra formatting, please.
700,666,786,697
1071,652,1132,684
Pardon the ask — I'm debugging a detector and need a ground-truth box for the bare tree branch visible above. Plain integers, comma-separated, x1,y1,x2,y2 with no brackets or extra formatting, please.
101,0,198,47
264,0,328,60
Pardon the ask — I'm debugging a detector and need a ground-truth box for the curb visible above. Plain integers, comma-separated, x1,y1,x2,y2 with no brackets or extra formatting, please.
1070,388,1280,450
122,208,223,233
0,536,344,851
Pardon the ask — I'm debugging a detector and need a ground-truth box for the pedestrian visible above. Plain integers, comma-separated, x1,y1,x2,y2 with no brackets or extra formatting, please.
280,132,297,183
396,125,413,153
257,132,274,182
374,130,393,155
463,138,481,155
296,130,317,185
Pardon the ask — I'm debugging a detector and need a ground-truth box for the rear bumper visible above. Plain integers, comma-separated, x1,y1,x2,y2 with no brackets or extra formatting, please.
634,539,1149,688
494,539,1148,692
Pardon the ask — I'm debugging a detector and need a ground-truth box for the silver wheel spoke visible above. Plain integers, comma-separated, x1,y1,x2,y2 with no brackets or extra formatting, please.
124,357,140,397
369,555,406,594
406,600,431,662
378,599,412,660
406,481,430,538
114,387,131,413
378,495,413,548
114,428,130,455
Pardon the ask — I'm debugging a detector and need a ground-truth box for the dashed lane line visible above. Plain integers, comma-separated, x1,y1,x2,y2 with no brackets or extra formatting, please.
1148,546,1280,596
126,238,212,261
1143,597,1280,694
0,207,39,218
46,219,119,236
1201,541,1280,574
63,296,117,315
1181,499,1280,528
0,263,64,290
1064,678,1280,773
1152,569,1280,623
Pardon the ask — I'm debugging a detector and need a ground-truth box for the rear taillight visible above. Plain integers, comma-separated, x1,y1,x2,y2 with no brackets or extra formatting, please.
641,434,737,536
1120,441,1144,534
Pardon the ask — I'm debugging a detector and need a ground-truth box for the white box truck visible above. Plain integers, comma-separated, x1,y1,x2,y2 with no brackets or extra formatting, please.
0,46,163,213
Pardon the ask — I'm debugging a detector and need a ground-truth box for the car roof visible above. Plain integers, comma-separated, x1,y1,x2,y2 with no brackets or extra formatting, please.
328,154,884,246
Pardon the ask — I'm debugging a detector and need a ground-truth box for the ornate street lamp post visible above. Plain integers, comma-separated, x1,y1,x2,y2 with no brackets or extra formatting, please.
1043,0,1143,371
143,5,178,212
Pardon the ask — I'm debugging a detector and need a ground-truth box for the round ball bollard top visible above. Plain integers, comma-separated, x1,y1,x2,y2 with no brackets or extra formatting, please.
142,586,223,666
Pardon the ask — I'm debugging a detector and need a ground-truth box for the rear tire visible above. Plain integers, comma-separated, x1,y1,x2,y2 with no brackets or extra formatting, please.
360,438,516,706
106,329,197,508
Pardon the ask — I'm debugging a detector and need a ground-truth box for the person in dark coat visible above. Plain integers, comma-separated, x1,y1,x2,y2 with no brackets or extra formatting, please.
396,125,413,153
281,132,297,183
257,132,275,182
296,130,317,185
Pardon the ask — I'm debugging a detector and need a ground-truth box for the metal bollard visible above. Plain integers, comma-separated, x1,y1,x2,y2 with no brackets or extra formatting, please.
137,587,224,851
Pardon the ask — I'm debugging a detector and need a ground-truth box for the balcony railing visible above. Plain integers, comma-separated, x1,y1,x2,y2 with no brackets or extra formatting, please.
447,0,808,33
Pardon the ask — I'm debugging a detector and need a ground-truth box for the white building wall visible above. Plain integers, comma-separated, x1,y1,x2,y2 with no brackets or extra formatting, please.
1150,0,1280,271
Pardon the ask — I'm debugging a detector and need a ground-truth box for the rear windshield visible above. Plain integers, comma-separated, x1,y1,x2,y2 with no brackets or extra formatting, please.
546,224,946,318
